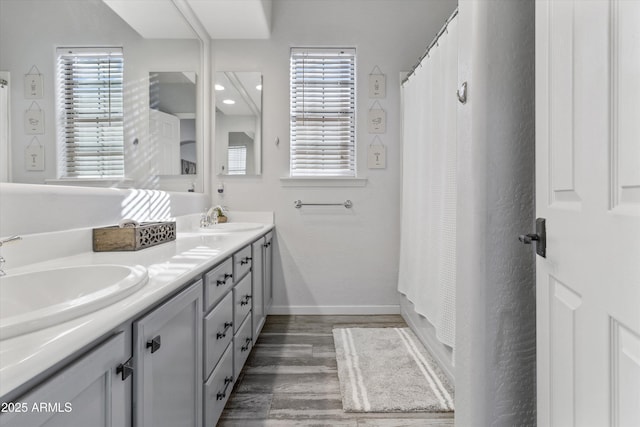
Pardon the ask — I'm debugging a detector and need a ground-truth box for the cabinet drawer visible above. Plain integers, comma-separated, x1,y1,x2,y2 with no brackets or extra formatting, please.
233,244,252,282
203,343,234,427
234,313,253,378
204,258,233,311
203,292,233,378
233,273,252,332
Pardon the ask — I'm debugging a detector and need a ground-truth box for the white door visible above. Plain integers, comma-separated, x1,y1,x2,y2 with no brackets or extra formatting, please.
149,109,180,175
536,1,640,426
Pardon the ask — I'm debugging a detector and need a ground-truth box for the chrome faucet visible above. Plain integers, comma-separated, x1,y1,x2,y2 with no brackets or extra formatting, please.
0,235,22,277
200,208,219,228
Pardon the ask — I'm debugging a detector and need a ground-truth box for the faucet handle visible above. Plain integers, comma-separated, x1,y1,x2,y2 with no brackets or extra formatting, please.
0,235,21,247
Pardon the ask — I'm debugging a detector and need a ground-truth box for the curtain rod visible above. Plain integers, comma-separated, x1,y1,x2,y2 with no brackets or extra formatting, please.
402,7,459,86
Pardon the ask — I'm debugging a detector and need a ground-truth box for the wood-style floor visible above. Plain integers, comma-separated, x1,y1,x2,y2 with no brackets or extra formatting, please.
218,315,455,427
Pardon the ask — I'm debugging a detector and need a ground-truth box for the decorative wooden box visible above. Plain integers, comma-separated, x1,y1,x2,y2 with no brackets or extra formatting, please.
92,222,176,252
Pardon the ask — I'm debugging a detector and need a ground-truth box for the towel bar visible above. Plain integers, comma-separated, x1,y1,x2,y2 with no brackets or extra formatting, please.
294,200,352,209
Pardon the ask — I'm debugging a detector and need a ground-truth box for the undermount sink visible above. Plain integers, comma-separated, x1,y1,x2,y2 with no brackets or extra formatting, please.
0,264,148,340
199,222,265,233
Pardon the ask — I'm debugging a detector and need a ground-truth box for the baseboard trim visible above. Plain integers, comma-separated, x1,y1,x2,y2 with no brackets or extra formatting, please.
269,305,401,315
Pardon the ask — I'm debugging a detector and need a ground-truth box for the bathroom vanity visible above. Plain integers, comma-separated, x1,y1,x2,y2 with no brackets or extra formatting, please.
0,215,274,427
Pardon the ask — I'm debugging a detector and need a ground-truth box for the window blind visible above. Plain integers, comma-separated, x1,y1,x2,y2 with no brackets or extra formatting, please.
228,145,247,175
57,47,124,178
290,48,356,177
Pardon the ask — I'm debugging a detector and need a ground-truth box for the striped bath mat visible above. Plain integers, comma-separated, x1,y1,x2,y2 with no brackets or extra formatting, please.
332,327,454,413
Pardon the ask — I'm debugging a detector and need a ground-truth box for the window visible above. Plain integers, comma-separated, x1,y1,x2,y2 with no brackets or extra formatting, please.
227,145,247,175
290,48,356,177
56,47,124,178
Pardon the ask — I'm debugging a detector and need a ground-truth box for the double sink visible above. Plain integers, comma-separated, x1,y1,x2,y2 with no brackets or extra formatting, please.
0,222,265,340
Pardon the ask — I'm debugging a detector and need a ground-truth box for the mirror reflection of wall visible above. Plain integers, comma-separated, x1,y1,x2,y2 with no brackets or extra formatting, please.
215,72,262,176
149,71,197,175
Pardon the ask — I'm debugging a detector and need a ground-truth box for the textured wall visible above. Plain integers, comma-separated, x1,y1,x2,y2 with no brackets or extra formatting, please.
455,0,537,426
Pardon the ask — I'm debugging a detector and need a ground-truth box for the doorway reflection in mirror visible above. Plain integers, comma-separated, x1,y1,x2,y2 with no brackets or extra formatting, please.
149,71,197,175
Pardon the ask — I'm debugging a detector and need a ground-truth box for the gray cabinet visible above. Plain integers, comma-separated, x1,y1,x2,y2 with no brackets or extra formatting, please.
203,343,233,427
134,281,202,427
0,332,130,427
264,231,273,313
251,237,265,337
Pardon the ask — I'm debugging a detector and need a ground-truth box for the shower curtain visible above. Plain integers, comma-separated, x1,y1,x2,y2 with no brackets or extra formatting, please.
398,16,458,349
0,73,9,182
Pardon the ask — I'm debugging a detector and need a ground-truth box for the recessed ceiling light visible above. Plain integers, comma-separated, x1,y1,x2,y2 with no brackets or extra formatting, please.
223,99,235,105
256,84,262,91
215,84,225,91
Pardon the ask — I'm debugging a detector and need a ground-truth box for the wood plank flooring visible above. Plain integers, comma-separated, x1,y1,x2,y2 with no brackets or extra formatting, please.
217,315,455,427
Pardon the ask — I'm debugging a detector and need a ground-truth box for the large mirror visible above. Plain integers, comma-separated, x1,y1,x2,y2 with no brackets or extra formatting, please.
215,72,262,176
149,71,197,175
0,0,205,191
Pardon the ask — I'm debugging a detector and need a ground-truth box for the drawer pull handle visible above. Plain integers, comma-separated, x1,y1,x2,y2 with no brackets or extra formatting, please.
216,273,233,287
216,376,234,400
240,257,252,265
240,294,252,306
263,241,271,248
241,337,253,352
216,322,233,340
146,336,161,354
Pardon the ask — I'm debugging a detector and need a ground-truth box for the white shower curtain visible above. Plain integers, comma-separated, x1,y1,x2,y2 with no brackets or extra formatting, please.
0,73,10,182
398,16,458,349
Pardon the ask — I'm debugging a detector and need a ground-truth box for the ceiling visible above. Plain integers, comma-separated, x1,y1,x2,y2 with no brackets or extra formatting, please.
103,0,272,40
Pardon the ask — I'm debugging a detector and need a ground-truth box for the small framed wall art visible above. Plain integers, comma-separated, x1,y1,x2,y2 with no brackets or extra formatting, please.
24,66,43,99
24,102,44,134
367,101,386,134
367,137,386,169
25,137,45,171
368,66,386,98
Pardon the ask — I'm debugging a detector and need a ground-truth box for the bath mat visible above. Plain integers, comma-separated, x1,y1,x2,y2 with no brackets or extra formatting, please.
332,327,454,413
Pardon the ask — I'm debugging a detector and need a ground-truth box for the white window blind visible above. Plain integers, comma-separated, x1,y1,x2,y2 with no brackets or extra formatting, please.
56,47,124,178
228,145,247,175
290,48,356,177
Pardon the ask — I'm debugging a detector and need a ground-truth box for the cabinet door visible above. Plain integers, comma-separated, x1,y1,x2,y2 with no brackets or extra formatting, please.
134,281,202,427
0,332,129,427
263,232,273,311
251,237,265,337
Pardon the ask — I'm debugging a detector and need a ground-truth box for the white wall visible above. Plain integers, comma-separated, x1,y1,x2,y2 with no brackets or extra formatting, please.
455,0,536,425
0,0,201,191
212,0,457,313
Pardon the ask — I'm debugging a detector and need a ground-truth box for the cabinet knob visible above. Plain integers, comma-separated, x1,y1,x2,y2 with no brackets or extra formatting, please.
146,335,161,353
116,358,133,381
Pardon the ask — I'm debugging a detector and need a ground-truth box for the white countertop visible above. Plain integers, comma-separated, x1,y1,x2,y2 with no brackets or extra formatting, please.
0,215,274,400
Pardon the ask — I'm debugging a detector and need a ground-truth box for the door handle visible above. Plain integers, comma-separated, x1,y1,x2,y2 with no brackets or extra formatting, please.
519,218,546,258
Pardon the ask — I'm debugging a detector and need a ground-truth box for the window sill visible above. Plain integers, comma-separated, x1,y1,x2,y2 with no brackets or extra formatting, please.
280,176,368,187
45,178,135,188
